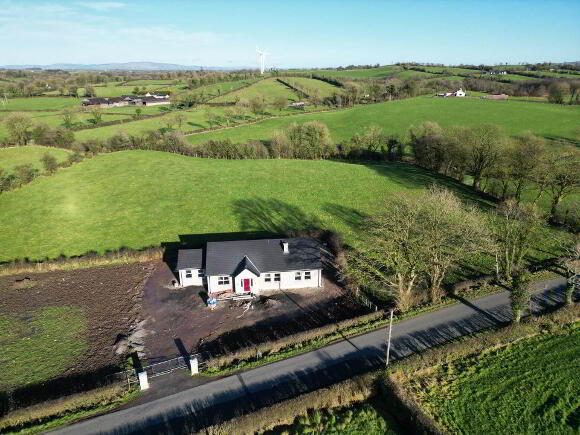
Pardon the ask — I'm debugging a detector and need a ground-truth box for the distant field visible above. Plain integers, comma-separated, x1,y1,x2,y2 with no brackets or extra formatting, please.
123,79,178,86
92,85,174,98
186,96,580,145
282,77,343,98
0,150,495,262
0,146,72,170
189,79,259,101
0,97,79,111
0,111,133,138
409,328,580,435
423,66,481,75
296,65,403,79
210,78,299,104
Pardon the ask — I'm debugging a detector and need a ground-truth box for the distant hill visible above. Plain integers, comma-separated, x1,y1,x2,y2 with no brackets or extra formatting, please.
0,62,248,71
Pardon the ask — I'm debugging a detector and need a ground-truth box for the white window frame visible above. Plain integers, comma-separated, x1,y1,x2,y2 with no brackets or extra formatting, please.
274,273,281,282
185,270,193,278
264,273,271,282
304,271,311,280
218,276,230,285
198,269,204,278
295,271,302,281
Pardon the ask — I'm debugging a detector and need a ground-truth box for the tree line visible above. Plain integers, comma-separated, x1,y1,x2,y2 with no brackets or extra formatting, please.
409,121,579,227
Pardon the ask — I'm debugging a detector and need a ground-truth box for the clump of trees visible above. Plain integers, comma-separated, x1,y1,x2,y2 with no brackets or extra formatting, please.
345,187,492,310
410,121,580,223
271,121,333,159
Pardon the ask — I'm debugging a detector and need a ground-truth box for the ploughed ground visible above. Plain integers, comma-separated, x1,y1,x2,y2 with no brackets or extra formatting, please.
0,262,155,388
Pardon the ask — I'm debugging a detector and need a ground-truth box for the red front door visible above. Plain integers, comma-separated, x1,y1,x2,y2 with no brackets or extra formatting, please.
243,279,251,292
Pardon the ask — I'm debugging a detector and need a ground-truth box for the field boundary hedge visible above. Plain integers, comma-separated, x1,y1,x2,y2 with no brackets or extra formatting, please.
203,303,579,435
0,246,163,275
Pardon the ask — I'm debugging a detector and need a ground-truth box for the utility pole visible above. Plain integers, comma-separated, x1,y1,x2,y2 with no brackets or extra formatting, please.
386,309,394,367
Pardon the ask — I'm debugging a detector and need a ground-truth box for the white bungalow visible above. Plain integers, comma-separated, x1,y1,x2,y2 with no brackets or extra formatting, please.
176,238,323,295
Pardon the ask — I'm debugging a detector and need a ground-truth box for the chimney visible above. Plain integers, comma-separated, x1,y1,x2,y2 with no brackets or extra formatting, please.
281,241,289,254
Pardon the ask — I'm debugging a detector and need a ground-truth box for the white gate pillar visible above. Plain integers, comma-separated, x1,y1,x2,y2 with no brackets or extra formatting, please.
138,371,149,390
190,357,199,375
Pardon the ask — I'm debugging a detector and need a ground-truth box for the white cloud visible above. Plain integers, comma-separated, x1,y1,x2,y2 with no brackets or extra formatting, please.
76,2,125,11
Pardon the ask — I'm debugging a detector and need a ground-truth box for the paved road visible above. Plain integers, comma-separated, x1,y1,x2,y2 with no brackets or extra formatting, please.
54,278,572,435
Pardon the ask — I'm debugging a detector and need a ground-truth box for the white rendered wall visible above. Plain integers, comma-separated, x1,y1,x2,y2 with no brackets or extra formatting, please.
207,275,233,294
178,268,203,287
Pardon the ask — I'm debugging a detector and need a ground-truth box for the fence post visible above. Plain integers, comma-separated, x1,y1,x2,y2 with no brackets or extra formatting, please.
190,357,199,375
138,371,149,390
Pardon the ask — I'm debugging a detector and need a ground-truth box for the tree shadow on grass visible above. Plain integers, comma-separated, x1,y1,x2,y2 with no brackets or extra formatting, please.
353,161,497,210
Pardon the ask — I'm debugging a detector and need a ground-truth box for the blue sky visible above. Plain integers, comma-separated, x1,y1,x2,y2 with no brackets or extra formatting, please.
1,0,579,67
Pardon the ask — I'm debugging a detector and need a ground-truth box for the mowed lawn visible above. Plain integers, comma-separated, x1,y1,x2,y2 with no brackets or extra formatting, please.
0,146,72,171
410,328,580,434
0,150,492,262
187,96,580,145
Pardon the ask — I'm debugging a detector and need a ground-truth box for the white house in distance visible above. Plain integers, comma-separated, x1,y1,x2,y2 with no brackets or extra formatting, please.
176,238,323,296
436,88,466,98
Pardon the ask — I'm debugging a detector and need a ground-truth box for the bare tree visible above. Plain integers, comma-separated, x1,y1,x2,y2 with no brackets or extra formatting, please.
493,200,544,280
509,132,546,203
272,96,287,112
463,124,505,191
346,187,492,309
560,236,579,306
545,150,580,219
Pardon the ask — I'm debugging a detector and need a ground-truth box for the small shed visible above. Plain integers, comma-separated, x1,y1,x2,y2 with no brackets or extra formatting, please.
176,249,204,287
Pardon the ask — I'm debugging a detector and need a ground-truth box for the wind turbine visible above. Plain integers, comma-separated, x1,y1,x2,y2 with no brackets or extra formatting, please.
256,47,270,74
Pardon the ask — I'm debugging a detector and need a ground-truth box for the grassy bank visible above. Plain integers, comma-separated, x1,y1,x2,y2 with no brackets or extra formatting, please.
0,146,72,170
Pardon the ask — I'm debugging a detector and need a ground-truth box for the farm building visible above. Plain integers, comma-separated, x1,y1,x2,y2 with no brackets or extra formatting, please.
176,238,323,295
436,88,466,98
82,93,170,108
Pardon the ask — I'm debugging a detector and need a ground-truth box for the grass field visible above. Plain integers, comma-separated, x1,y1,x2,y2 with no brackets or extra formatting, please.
92,85,174,98
0,111,134,139
0,306,87,388
295,65,403,79
72,105,271,141
409,327,580,434
0,146,72,170
210,78,299,104
0,150,569,268
0,150,494,262
190,79,259,101
123,79,178,86
186,96,580,145
281,77,343,98
1,97,80,111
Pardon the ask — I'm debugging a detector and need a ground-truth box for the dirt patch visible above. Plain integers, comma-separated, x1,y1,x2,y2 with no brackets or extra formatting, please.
141,261,369,362
0,262,155,384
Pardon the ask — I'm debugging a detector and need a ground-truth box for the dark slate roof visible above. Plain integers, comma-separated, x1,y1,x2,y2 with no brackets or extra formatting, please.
205,238,322,276
176,249,203,270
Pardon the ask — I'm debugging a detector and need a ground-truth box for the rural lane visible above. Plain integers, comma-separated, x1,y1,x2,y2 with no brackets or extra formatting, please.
53,278,573,434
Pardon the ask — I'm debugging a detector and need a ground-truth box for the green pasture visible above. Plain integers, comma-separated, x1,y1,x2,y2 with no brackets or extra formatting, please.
73,104,325,141
0,146,72,171
0,111,134,138
186,96,580,145
283,77,343,98
93,86,173,98
296,65,403,79
210,78,299,104
123,79,179,86
0,97,80,111
412,327,580,435
0,306,87,388
423,66,481,75
0,151,494,262
190,79,259,101
0,151,569,269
